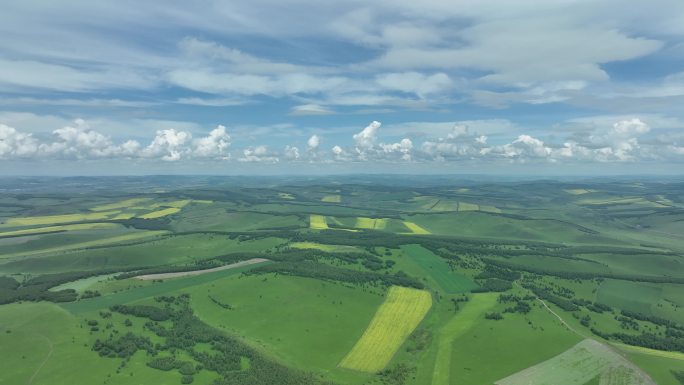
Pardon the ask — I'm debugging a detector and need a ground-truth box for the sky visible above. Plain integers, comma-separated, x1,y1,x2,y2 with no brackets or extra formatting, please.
1,0,684,175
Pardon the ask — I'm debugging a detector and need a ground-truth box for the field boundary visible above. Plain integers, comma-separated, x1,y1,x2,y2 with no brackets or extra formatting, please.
432,293,497,385
134,258,269,280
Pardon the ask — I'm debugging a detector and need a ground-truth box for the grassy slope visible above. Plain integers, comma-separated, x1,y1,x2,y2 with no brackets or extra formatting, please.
446,301,581,385
400,244,478,294
431,293,498,385
0,234,283,274
187,274,384,384
60,261,270,314
0,302,202,385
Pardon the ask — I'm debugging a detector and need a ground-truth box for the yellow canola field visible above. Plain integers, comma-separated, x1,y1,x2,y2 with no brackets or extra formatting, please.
339,286,432,372
403,221,431,234
309,215,329,230
322,195,342,203
355,217,387,230
139,207,181,219
0,223,119,237
3,211,120,227
90,198,151,211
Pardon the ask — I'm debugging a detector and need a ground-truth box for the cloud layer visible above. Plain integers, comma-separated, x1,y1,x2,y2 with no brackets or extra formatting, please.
2,118,683,165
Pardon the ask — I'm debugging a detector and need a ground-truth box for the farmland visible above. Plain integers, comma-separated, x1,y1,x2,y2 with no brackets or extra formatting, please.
495,339,654,385
1,176,684,385
340,286,432,372
310,214,329,229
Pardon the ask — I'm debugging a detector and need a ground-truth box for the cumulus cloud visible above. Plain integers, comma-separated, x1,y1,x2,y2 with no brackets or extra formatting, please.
499,135,552,159
1,116,684,167
307,134,320,150
353,121,381,150
284,145,300,160
0,124,39,158
239,145,279,163
420,124,489,160
345,120,414,161
193,125,231,159
141,129,191,161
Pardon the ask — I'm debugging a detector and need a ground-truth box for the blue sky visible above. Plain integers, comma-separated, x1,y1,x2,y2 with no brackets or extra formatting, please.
1,0,684,175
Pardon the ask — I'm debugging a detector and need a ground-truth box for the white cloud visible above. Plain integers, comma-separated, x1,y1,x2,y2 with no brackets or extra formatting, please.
353,121,381,150
420,124,489,160
499,135,552,159
0,124,39,158
1,115,683,166
307,134,321,150
284,145,300,160
239,145,279,163
193,125,231,159
141,129,192,161
375,72,453,97
290,104,336,116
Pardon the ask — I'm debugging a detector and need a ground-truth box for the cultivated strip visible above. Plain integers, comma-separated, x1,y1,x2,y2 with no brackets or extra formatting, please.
339,286,432,372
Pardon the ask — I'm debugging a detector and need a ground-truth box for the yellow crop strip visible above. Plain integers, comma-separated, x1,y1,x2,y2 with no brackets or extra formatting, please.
403,221,431,234
139,207,181,219
3,211,120,227
321,195,341,203
309,215,329,229
90,198,151,211
0,223,119,237
355,217,387,230
613,343,684,361
0,231,167,260
339,286,432,372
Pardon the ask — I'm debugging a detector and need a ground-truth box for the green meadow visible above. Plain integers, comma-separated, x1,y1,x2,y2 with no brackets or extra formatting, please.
1,177,684,385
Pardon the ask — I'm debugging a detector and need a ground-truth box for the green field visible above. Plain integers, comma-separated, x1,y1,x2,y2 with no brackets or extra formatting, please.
187,274,384,381
432,293,497,385
1,177,684,385
400,244,478,293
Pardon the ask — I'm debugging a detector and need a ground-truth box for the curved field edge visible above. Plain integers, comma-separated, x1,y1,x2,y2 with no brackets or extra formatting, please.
339,286,432,372
494,339,655,385
432,293,498,385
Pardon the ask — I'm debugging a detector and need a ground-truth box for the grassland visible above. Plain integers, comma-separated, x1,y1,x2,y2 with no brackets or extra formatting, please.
61,262,268,314
310,214,329,229
400,244,477,293
432,293,497,385
187,274,383,383
0,222,119,237
0,230,168,261
2,178,684,385
339,286,432,372
2,211,121,226
0,234,283,274
0,302,207,385
457,202,479,211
